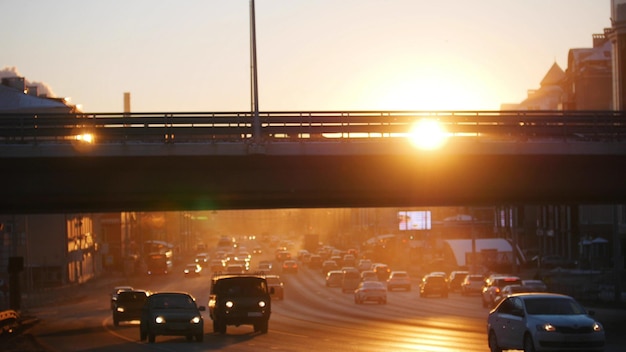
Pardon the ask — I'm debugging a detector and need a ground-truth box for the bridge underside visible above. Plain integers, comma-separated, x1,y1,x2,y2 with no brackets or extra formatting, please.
1,153,625,213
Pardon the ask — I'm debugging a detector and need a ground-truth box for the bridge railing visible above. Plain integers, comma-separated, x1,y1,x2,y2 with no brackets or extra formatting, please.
0,110,624,144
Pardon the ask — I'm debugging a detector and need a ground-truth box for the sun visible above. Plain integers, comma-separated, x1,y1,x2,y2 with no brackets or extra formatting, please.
407,118,449,150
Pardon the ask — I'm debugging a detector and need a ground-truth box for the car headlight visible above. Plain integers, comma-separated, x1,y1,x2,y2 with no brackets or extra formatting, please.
537,323,557,332
155,316,166,324
190,316,202,324
593,322,603,332
258,300,266,308
225,301,234,308
116,307,125,313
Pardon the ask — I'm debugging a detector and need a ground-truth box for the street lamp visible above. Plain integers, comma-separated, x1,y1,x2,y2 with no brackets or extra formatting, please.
250,0,261,144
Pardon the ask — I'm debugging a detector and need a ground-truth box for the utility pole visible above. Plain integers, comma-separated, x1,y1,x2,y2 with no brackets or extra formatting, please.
250,0,261,144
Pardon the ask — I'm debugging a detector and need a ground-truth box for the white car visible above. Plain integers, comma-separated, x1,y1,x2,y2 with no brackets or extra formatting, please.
386,271,411,291
357,259,373,272
487,293,605,352
354,281,387,304
460,274,484,295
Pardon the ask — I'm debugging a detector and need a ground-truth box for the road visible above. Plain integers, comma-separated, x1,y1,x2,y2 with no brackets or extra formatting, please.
8,253,626,352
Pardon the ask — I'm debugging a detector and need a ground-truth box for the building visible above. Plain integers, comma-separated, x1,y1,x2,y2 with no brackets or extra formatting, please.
0,214,101,290
502,33,612,111
0,75,93,296
0,76,78,114
564,33,613,110
497,32,625,274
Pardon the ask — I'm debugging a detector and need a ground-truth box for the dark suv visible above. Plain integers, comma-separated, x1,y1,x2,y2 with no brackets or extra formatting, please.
419,274,448,298
208,274,273,334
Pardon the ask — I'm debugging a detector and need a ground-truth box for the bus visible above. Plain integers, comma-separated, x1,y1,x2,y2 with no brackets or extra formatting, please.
146,251,173,275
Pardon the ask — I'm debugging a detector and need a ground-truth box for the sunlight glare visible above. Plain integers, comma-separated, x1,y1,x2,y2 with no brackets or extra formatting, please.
408,119,448,150
75,133,94,143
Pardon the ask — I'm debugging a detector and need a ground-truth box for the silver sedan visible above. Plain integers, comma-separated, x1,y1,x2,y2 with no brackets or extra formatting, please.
354,281,387,304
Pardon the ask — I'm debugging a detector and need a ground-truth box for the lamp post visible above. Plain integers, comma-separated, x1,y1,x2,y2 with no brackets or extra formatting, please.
250,0,261,144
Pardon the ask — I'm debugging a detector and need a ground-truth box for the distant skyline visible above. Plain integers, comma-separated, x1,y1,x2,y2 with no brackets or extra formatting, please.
0,0,611,112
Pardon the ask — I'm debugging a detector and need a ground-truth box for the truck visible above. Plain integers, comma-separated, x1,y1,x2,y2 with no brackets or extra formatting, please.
303,234,319,253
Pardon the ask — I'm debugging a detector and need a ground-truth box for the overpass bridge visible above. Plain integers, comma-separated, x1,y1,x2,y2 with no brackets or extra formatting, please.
0,110,625,213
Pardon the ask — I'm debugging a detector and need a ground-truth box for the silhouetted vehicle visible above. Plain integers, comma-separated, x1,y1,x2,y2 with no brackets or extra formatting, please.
419,274,448,298
110,285,133,310
354,281,387,304
112,290,149,326
341,268,361,293
139,292,205,343
521,279,548,292
208,274,272,334
322,260,339,275
360,270,378,282
184,263,202,277
325,270,343,287
194,253,210,267
481,275,522,308
447,270,469,292
282,260,298,274
372,263,391,281
460,274,485,295
493,284,533,306
266,275,284,300
387,271,411,291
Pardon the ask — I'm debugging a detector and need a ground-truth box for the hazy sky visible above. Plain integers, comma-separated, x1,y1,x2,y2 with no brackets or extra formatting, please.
0,0,610,112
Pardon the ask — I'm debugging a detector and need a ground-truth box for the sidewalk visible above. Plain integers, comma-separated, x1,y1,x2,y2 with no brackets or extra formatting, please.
1,271,151,352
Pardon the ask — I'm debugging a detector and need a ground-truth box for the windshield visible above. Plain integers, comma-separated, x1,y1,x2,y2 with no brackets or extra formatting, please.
214,278,268,297
524,297,585,315
151,294,195,309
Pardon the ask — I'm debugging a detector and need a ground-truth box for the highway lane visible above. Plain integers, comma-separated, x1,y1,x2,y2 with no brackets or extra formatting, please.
21,259,623,352
24,262,489,352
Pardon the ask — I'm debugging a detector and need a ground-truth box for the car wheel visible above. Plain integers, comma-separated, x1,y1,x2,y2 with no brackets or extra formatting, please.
148,333,156,343
186,335,193,341
523,333,536,352
139,329,147,341
488,331,502,352
214,319,226,334
196,333,204,342
113,318,119,327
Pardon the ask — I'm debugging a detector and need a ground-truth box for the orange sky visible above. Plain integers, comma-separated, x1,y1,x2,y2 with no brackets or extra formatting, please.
0,0,611,112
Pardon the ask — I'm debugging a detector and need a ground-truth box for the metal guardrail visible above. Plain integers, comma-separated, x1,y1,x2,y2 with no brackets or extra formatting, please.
0,110,624,144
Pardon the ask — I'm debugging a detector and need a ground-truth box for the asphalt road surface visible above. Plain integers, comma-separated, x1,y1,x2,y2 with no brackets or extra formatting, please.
3,257,625,352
